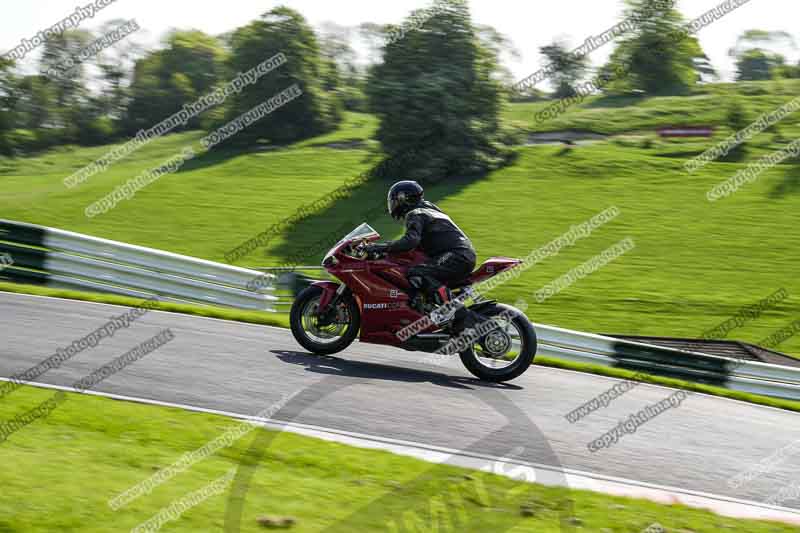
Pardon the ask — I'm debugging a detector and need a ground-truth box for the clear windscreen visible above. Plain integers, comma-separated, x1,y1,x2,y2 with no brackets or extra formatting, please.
340,223,378,243
323,223,380,265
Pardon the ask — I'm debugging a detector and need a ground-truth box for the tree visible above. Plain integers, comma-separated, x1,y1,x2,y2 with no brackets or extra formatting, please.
730,30,797,81
365,0,513,181
12,75,55,131
317,21,368,111
476,25,520,91
602,0,705,95
95,19,147,125
35,29,96,145
539,40,588,98
693,53,718,83
39,29,92,110
730,30,797,58
125,30,226,134
161,30,227,96
774,60,800,79
224,6,341,145
0,58,17,156
72,95,116,146
735,49,785,81
358,22,389,68
318,22,358,87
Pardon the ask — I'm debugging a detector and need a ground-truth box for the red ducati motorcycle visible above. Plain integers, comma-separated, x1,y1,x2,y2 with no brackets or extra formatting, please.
289,224,537,382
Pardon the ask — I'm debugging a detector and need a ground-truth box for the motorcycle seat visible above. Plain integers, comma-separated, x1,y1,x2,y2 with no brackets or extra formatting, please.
447,257,523,289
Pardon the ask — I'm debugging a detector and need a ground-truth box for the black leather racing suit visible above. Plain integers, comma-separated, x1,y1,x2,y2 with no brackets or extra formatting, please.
383,201,477,291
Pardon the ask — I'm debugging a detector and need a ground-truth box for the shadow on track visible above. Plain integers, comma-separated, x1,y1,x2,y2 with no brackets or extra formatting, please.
271,349,524,391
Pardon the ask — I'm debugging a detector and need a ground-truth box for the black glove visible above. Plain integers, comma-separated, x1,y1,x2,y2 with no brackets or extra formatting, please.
364,243,390,256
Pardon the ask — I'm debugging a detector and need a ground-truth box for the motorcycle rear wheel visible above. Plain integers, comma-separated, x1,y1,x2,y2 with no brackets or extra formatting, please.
458,303,537,382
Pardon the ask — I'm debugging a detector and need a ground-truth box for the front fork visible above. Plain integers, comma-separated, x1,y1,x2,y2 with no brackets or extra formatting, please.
314,281,349,326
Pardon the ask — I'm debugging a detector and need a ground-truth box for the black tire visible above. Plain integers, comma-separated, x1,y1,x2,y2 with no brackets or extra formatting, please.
458,303,537,382
290,285,360,355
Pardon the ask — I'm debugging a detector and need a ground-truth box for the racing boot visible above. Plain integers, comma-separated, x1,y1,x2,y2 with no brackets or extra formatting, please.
430,286,458,325
407,276,427,313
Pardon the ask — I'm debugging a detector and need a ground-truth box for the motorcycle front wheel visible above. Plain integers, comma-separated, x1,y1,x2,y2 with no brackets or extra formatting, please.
290,285,360,355
458,303,537,382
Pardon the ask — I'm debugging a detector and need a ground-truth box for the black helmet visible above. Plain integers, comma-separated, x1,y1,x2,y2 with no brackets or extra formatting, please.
387,180,424,220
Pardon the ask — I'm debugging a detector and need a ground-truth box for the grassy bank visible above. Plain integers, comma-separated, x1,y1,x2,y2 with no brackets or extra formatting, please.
504,79,800,135
0,384,797,532
1,82,798,357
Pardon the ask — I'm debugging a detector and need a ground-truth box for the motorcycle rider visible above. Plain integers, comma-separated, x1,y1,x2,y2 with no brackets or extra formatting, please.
364,181,477,314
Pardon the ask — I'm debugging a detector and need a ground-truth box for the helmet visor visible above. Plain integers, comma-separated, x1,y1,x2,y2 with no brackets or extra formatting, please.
388,190,401,219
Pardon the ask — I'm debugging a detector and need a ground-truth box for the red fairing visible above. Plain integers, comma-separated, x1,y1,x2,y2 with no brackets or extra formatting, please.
327,247,432,347
321,228,523,348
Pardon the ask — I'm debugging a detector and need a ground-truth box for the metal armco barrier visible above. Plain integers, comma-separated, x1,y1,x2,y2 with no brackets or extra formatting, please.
534,324,800,401
0,220,277,311
2,222,799,400
252,267,328,307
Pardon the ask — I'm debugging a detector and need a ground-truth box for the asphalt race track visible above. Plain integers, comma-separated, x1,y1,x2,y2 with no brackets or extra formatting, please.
2,292,799,518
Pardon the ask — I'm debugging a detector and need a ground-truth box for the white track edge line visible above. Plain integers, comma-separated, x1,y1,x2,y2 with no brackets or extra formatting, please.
2,376,800,525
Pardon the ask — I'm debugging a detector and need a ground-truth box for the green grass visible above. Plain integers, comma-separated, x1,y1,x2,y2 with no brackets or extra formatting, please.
505,79,800,134
429,143,800,356
0,112,378,263
293,111,379,148
1,384,798,532
1,82,799,360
